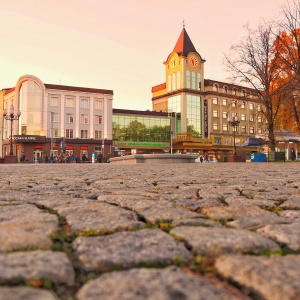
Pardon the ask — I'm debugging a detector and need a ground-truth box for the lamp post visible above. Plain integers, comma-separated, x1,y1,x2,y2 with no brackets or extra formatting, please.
168,110,173,154
227,115,240,155
3,104,21,155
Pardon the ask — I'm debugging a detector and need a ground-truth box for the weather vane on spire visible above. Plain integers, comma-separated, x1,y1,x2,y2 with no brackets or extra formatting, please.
183,19,185,28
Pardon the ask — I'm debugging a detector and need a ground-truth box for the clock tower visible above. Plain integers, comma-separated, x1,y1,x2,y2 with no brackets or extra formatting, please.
152,26,206,138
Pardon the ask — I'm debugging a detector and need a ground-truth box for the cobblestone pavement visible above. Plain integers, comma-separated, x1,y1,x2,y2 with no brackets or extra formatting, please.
0,163,299,300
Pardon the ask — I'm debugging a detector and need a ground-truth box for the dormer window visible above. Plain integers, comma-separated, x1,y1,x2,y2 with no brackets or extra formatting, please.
223,86,228,94
241,90,246,97
213,84,219,92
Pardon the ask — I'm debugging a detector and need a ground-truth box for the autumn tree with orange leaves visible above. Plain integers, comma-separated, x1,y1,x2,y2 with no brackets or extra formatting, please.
273,1,300,131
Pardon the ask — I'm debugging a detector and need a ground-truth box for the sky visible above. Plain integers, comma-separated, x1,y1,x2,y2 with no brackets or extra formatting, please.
0,0,289,111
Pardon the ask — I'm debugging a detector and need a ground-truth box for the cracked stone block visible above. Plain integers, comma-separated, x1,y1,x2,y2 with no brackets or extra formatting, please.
0,286,59,300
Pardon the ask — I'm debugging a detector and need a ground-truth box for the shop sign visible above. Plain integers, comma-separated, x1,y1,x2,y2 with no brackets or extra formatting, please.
13,135,46,143
114,141,168,147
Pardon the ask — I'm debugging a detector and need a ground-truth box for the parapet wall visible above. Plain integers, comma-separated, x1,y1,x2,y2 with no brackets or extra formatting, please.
109,154,198,164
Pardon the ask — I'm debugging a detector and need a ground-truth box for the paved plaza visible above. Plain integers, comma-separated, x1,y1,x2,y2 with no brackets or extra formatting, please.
0,162,299,300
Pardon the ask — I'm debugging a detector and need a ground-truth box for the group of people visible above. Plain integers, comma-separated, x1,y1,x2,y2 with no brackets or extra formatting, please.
20,152,106,163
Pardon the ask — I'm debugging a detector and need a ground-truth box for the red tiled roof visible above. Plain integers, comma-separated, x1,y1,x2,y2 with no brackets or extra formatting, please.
44,84,113,95
151,83,166,93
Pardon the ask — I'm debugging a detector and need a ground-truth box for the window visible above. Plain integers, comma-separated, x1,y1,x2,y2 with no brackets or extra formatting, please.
241,101,246,109
241,90,246,97
66,129,74,138
257,104,261,111
213,97,218,105
250,127,255,133
66,113,74,123
95,99,103,110
223,86,228,93
249,91,253,98
50,96,59,107
94,130,102,139
232,88,236,95
81,130,88,138
52,113,59,122
66,97,74,108
186,71,190,89
80,114,88,124
257,128,262,133
249,103,254,110
222,99,228,106
223,111,228,119
213,123,219,130
258,116,262,122
95,115,102,124
51,128,59,138
213,110,219,117
223,124,228,131
241,126,246,133
80,98,89,109
250,115,255,122
213,84,218,92
241,114,246,121
231,101,236,107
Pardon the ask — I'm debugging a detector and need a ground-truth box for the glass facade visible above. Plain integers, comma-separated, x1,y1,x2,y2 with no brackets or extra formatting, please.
186,95,201,137
18,80,43,135
112,114,170,142
168,95,181,134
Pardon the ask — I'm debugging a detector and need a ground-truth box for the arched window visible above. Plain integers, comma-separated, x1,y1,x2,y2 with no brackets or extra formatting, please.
186,71,190,88
241,89,246,97
223,86,228,93
232,88,236,95
172,73,176,90
192,72,196,89
168,75,171,92
197,73,201,90
213,84,218,92
177,71,180,89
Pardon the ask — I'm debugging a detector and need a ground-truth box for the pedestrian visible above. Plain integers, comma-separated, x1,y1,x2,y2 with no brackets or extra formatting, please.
20,152,26,163
200,156,203,163
81,153,87,163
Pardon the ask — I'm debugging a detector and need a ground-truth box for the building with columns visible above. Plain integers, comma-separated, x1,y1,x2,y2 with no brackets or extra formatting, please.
2,75,113,162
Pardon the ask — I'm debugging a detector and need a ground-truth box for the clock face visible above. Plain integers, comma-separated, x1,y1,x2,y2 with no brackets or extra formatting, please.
189,56,198,67
170,58,177,68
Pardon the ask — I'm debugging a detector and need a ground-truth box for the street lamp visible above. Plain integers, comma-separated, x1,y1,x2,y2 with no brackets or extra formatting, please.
168,110,173,154
3,104,21,155
227,115,240,155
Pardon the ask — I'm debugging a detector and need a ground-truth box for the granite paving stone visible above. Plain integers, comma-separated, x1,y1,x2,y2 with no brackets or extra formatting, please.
73,229,193,271
170,226,280,254
201,205,291,229
0,287,59,300
0,204,58,252
0,250,75,286
0,163,299,299
215,254,300,300
76,266,240,300
257,221,300,251
34,198,144,233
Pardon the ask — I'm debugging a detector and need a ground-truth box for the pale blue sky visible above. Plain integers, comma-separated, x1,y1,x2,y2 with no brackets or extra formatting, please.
0,0,288,110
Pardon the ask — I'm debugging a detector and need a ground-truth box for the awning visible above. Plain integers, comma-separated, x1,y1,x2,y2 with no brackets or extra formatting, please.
242,138,266,146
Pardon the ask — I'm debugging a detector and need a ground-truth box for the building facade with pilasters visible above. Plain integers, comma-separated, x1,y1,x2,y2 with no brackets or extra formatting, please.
1,75,113,162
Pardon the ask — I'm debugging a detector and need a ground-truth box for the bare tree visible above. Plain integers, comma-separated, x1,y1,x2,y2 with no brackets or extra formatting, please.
224,23,289,151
